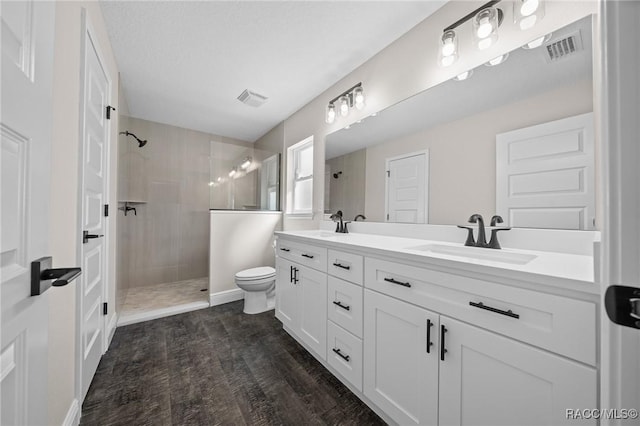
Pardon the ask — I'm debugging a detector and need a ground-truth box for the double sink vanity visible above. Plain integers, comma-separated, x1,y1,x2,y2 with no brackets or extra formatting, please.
274,229,598,425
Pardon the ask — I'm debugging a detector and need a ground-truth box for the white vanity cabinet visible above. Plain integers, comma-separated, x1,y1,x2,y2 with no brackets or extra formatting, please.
363,289,439,426
275,240,328,360
275,232,598,426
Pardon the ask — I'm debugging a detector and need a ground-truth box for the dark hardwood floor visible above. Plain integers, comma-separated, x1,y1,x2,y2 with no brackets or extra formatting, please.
80,301,385,426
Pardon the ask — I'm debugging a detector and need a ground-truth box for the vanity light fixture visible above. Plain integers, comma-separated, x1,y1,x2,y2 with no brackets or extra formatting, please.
325,82,364,123
325,104,336,124
240,157,252,170
523,33,552,49
439,30,458,67
485,53,509,66
473,7,501,50
228,168,237,178
514,0,545,30
441,1,504,61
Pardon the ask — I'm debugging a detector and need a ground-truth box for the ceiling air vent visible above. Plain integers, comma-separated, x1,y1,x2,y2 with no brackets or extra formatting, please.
544,31,584,62
237,89,268,107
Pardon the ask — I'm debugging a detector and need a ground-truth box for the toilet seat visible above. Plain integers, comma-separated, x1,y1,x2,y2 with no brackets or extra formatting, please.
235,266,275,281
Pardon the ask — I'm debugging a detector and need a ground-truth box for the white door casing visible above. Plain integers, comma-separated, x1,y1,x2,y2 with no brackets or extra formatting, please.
599,1,640,424
1,1,55,424
385,151,429,223
77,10,111,403
496,112,595,230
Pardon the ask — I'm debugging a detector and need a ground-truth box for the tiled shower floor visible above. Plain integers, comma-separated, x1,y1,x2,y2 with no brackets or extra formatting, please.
120,277,209,324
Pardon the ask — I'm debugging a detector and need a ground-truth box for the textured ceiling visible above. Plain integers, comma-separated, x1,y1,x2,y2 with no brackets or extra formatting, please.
100,1,447,142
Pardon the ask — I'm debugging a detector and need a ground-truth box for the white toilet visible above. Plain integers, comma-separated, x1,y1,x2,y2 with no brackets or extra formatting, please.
234,266,276,314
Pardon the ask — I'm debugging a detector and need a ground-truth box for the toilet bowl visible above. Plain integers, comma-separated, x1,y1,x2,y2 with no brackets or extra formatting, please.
234,266,276,314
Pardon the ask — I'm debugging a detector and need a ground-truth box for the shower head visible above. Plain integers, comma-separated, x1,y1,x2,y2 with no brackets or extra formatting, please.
333,171,342,179
120,131,148,148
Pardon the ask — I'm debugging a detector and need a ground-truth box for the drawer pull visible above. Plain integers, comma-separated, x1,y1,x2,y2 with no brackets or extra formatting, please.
290,265,294,283
469,301,520,319
426,319,434,354
332,348,350,362
280,247,290,252
293,267,299,284
301,253,314,259
332,300,351,311
384,277,411,288
332,262,351,270
440,324,448,361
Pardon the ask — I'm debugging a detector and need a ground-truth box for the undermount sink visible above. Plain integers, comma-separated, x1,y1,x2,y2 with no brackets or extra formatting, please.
405,243,538,265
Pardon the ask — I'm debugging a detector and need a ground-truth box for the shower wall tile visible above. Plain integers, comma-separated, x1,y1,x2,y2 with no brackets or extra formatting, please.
120,117,250,289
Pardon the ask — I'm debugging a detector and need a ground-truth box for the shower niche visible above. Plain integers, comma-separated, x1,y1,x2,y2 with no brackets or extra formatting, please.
209,140,280,211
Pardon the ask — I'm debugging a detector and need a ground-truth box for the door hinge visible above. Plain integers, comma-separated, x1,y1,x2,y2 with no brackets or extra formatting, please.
386,170,390,177
104,204,109,217
103,302,108,315
106,105,116,120
386,213,390,220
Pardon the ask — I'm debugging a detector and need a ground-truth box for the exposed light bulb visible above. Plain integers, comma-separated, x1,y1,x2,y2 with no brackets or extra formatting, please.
441,30,457,56
208,181,214,186
339,95,349,117
325,104,336,124
477,20,493,39
370,112,378,117
520,0,539,17
486,53,509,66
353,87,365,110
519,15,537,30
344,125,351,130
217,177,222,182
228,168,236,178
478,38,493,50
454,69,473,81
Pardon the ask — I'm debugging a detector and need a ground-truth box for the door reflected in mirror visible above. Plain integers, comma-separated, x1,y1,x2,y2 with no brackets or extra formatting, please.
324,15,595,230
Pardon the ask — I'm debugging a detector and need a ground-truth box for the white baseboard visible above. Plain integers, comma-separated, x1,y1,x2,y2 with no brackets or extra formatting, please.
117,301,209,327
62,398,80,426
210,288,244,306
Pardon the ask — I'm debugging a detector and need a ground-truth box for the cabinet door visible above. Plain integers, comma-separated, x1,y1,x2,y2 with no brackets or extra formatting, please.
275,258,298,330
363,290,439,425
297,264,328,359
439,316,597,426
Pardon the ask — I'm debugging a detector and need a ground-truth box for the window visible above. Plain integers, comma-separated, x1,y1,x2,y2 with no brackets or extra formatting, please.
287,136,313,215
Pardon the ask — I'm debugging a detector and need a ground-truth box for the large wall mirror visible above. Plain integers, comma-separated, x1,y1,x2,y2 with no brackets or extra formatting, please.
324,15,595,230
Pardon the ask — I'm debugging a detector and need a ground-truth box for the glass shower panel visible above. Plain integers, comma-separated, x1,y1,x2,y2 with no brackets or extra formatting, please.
209,140,280,211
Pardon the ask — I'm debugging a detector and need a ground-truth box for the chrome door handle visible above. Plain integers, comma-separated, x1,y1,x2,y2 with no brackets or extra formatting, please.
83,230,104,244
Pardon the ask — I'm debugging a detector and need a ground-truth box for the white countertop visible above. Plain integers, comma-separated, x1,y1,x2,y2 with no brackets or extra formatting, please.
275,230,597,295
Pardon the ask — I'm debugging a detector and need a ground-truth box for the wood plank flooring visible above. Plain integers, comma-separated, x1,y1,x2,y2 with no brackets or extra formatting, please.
80,301,385,425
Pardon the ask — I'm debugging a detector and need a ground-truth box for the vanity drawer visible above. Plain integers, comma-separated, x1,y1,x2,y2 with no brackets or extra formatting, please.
364,257,596,366
276,239,327,272
327,276,363,338
327,321,363,392
328,249,364,285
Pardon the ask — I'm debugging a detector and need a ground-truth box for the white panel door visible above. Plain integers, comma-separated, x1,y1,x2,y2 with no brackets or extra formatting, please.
297,264,327,359
386,152,428,223
439,316,597,426
363,290,439,426
78,14,111,401
1,1,55,424
496,112,595,230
